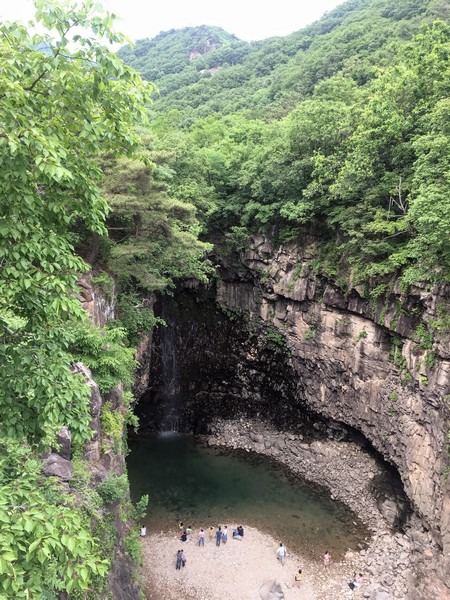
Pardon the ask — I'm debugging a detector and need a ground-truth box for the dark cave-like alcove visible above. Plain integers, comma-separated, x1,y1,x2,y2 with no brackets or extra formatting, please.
134,284,319,434
133,284,412,530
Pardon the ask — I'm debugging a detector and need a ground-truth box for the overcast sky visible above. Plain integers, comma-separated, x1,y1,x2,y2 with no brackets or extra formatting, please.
2,0,345,42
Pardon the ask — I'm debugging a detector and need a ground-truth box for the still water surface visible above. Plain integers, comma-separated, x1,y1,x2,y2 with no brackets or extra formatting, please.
127,434,369,560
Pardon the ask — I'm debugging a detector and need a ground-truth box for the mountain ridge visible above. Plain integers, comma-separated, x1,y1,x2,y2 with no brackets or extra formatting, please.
118,0,439,119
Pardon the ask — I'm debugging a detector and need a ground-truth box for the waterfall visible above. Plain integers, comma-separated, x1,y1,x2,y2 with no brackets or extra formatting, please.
93,290,116,326
158,302,181,432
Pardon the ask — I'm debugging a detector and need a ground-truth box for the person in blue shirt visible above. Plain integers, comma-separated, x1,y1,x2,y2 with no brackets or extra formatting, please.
215,526,222,546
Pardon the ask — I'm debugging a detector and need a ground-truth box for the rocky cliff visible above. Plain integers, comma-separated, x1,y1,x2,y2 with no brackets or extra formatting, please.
221,235,450,598
47,274,141,600
140,235,450,599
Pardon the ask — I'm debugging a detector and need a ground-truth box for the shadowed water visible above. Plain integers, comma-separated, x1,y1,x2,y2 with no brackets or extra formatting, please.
127,434,369,560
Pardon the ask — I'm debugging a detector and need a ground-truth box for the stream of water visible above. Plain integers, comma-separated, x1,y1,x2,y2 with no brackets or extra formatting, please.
127,433,369,560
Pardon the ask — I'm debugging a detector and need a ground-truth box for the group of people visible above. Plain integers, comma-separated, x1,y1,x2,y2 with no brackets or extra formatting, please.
175,549,186,569
178,522,244,546
146,522,365,592
348,572,365,591
175,522,245,568
279,548,365,593
178,523,192,542
276,542,304,590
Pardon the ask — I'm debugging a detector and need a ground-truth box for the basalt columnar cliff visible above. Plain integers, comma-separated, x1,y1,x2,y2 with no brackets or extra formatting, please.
134,236,450,599
120,3,450,597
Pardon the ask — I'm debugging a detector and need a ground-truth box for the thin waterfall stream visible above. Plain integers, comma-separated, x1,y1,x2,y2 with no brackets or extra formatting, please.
155,301,181,431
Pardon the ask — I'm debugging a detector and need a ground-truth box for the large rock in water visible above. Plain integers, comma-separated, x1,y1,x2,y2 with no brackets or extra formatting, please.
259,580,284,600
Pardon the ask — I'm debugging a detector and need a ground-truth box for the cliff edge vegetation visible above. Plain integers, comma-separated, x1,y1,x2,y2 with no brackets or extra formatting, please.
121,0,450,291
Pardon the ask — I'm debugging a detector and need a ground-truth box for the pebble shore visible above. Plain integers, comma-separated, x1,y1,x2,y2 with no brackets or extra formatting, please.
142,525,369,600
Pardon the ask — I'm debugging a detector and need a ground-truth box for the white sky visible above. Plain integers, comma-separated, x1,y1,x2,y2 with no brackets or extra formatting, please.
1,0,345,42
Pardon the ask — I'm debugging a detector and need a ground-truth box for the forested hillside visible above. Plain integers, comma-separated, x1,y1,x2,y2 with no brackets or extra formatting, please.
120,0,448,118
1,0,450,596
120,0,450,291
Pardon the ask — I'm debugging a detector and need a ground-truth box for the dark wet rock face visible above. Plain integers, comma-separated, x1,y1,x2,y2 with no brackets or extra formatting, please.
137,285,319,436
370,471,411,531
137,235,450,599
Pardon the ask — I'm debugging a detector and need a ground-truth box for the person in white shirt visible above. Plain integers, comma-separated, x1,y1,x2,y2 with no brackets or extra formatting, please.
276,542,287,566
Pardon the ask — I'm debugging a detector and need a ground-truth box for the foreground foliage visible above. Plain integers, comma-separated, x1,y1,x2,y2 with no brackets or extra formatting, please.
0,0,152,445
0,1,157,596
0,441,109,598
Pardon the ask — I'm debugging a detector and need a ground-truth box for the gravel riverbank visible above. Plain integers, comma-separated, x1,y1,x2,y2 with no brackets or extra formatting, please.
141,525,371,600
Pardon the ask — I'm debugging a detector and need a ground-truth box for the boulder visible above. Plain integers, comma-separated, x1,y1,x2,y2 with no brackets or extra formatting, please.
259,580,284,600
43,453,73,480
52,426,71,460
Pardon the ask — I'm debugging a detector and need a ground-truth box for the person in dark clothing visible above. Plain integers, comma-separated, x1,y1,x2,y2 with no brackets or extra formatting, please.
215,526,222,547
180,550,186,567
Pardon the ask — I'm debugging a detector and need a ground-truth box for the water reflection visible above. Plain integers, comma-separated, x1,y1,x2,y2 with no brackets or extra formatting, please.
127,434,369,559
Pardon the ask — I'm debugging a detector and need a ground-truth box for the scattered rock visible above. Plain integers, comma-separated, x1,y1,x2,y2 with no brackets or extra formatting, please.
259,580,284,600
43,453,73,480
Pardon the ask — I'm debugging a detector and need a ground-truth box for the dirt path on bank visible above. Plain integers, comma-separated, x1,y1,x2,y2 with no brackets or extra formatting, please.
141,525,368,600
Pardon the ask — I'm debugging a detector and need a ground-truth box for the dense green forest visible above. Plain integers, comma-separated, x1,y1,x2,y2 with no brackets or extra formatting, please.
0,1,209,596
1,0,450,596
121,0,450,291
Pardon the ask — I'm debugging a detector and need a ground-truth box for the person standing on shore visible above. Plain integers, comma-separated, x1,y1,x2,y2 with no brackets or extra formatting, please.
222,525,228,544
277,543,287,566
175,550,182,570
198,528,205,547
208,526,214,542
323,550,331,570
215,526,222,547
180,550,186,567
